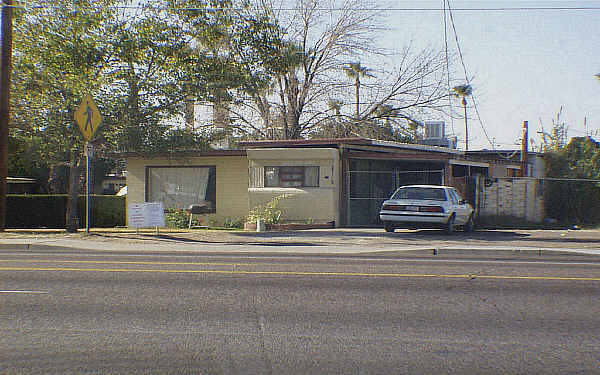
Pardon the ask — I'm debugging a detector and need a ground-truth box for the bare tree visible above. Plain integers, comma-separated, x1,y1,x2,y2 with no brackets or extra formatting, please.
225,0,381,139
228,0,452,141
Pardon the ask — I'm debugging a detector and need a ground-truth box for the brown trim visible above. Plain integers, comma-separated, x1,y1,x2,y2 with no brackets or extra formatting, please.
120,149,246,158
343,150,453,161
239,138,371,148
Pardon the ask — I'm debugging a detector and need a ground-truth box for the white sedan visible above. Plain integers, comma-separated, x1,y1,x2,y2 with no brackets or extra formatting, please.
379,185,474,233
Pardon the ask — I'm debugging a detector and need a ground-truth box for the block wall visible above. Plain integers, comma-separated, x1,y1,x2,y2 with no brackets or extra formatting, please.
479,178,544,222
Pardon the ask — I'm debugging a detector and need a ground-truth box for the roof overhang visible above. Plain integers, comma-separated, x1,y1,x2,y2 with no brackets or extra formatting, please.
118,149,246,158
7,177,36,184
449,159,490,168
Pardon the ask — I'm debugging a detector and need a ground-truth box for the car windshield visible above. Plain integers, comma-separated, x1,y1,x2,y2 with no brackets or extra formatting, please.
391,187,447,201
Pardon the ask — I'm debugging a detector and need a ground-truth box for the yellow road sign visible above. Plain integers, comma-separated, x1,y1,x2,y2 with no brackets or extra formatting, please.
74,94,102,141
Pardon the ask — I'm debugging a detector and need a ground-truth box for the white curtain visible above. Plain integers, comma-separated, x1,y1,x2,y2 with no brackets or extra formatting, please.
149,167,210,209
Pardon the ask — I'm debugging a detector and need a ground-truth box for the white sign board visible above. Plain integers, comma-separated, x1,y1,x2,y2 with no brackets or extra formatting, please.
128,202,166,228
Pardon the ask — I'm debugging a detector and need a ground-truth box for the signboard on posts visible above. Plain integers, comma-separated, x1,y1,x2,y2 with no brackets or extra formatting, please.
128,202,166,228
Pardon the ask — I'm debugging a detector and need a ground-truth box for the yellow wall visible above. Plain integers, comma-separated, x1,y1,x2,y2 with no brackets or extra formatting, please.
247,148,340,226
127,149,341,227
126,155,249,225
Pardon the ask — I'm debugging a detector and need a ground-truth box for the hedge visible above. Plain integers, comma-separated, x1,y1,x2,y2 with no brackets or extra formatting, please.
6,195,125,229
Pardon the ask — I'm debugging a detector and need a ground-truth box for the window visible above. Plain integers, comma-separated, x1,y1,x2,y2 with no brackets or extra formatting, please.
264,166,319,188
147,166,216,211
448,189,460,204
391,187,447,201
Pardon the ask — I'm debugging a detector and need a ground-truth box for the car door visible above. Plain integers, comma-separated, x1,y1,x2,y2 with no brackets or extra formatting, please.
449,189,471,224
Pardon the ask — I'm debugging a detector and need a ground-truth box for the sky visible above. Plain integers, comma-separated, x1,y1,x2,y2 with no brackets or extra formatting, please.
379,0,600,150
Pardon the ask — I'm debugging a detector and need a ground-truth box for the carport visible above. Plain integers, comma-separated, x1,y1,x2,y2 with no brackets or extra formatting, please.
340,141,460,226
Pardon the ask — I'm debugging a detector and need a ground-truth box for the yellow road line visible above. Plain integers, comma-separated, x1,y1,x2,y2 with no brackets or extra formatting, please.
0,259,248,267
0,267,599,281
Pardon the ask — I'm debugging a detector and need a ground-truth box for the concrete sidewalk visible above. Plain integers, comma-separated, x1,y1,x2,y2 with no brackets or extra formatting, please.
1,228,600,257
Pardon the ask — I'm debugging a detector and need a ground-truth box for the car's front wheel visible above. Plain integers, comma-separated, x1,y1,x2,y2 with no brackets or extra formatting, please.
384,222,395,233
445,215,455,234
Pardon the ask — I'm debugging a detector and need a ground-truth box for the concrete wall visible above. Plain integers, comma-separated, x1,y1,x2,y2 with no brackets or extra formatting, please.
479,178,544,223
247,148,340,226
126,156,249,225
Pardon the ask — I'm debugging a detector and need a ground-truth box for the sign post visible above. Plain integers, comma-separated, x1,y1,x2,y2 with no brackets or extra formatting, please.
74,94,102,233
85,143,94,233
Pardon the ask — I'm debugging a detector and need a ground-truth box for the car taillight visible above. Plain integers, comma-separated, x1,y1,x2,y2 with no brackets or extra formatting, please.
382,204,403,211
420,206,444,213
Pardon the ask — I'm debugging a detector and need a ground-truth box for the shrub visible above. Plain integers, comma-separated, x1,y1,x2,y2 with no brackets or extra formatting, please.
165,209,204,229
246,194,294,224
87,195,126,227
6,194,125,228
7,195,67,228
223,217,244,229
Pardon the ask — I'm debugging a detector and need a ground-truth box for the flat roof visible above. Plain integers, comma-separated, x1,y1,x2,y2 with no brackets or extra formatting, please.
240,138,462,155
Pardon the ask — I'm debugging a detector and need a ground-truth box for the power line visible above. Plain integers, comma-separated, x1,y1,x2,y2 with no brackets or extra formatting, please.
445,0,496,150
3,2,600,12
442,0,455,137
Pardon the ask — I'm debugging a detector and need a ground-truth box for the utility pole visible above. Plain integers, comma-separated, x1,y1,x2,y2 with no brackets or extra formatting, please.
462,96,468,151
521,121,529,177
0,0,13,231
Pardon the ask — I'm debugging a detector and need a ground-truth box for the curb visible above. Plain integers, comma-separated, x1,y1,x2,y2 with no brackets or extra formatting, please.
1,242,599,260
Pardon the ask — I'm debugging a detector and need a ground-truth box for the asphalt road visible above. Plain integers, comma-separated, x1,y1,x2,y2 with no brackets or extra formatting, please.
1,248,599,374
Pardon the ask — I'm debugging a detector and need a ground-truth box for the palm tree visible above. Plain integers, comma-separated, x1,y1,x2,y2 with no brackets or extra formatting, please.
327,99,345,137
343,62,374,119
328,99,343,120
453,84,473,151
375,103,398,128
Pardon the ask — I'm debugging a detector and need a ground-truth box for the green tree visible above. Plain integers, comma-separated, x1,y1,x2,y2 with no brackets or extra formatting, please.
168,0,287,140
12,0,116,231
544,137,600,225
100,1,210,154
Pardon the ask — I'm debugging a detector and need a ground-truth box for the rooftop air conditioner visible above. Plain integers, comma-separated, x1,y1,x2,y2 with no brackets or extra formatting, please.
424,121,445,139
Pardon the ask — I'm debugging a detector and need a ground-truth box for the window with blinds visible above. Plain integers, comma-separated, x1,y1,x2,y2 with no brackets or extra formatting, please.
264,166,319,188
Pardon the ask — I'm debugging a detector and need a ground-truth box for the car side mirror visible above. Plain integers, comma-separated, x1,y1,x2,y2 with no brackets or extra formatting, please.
459,199,467,205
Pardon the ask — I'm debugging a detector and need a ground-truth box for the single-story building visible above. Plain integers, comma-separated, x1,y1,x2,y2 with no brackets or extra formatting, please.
124,138,543,227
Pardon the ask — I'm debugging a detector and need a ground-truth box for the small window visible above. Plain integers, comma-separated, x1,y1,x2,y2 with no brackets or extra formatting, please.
264,166,319,187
